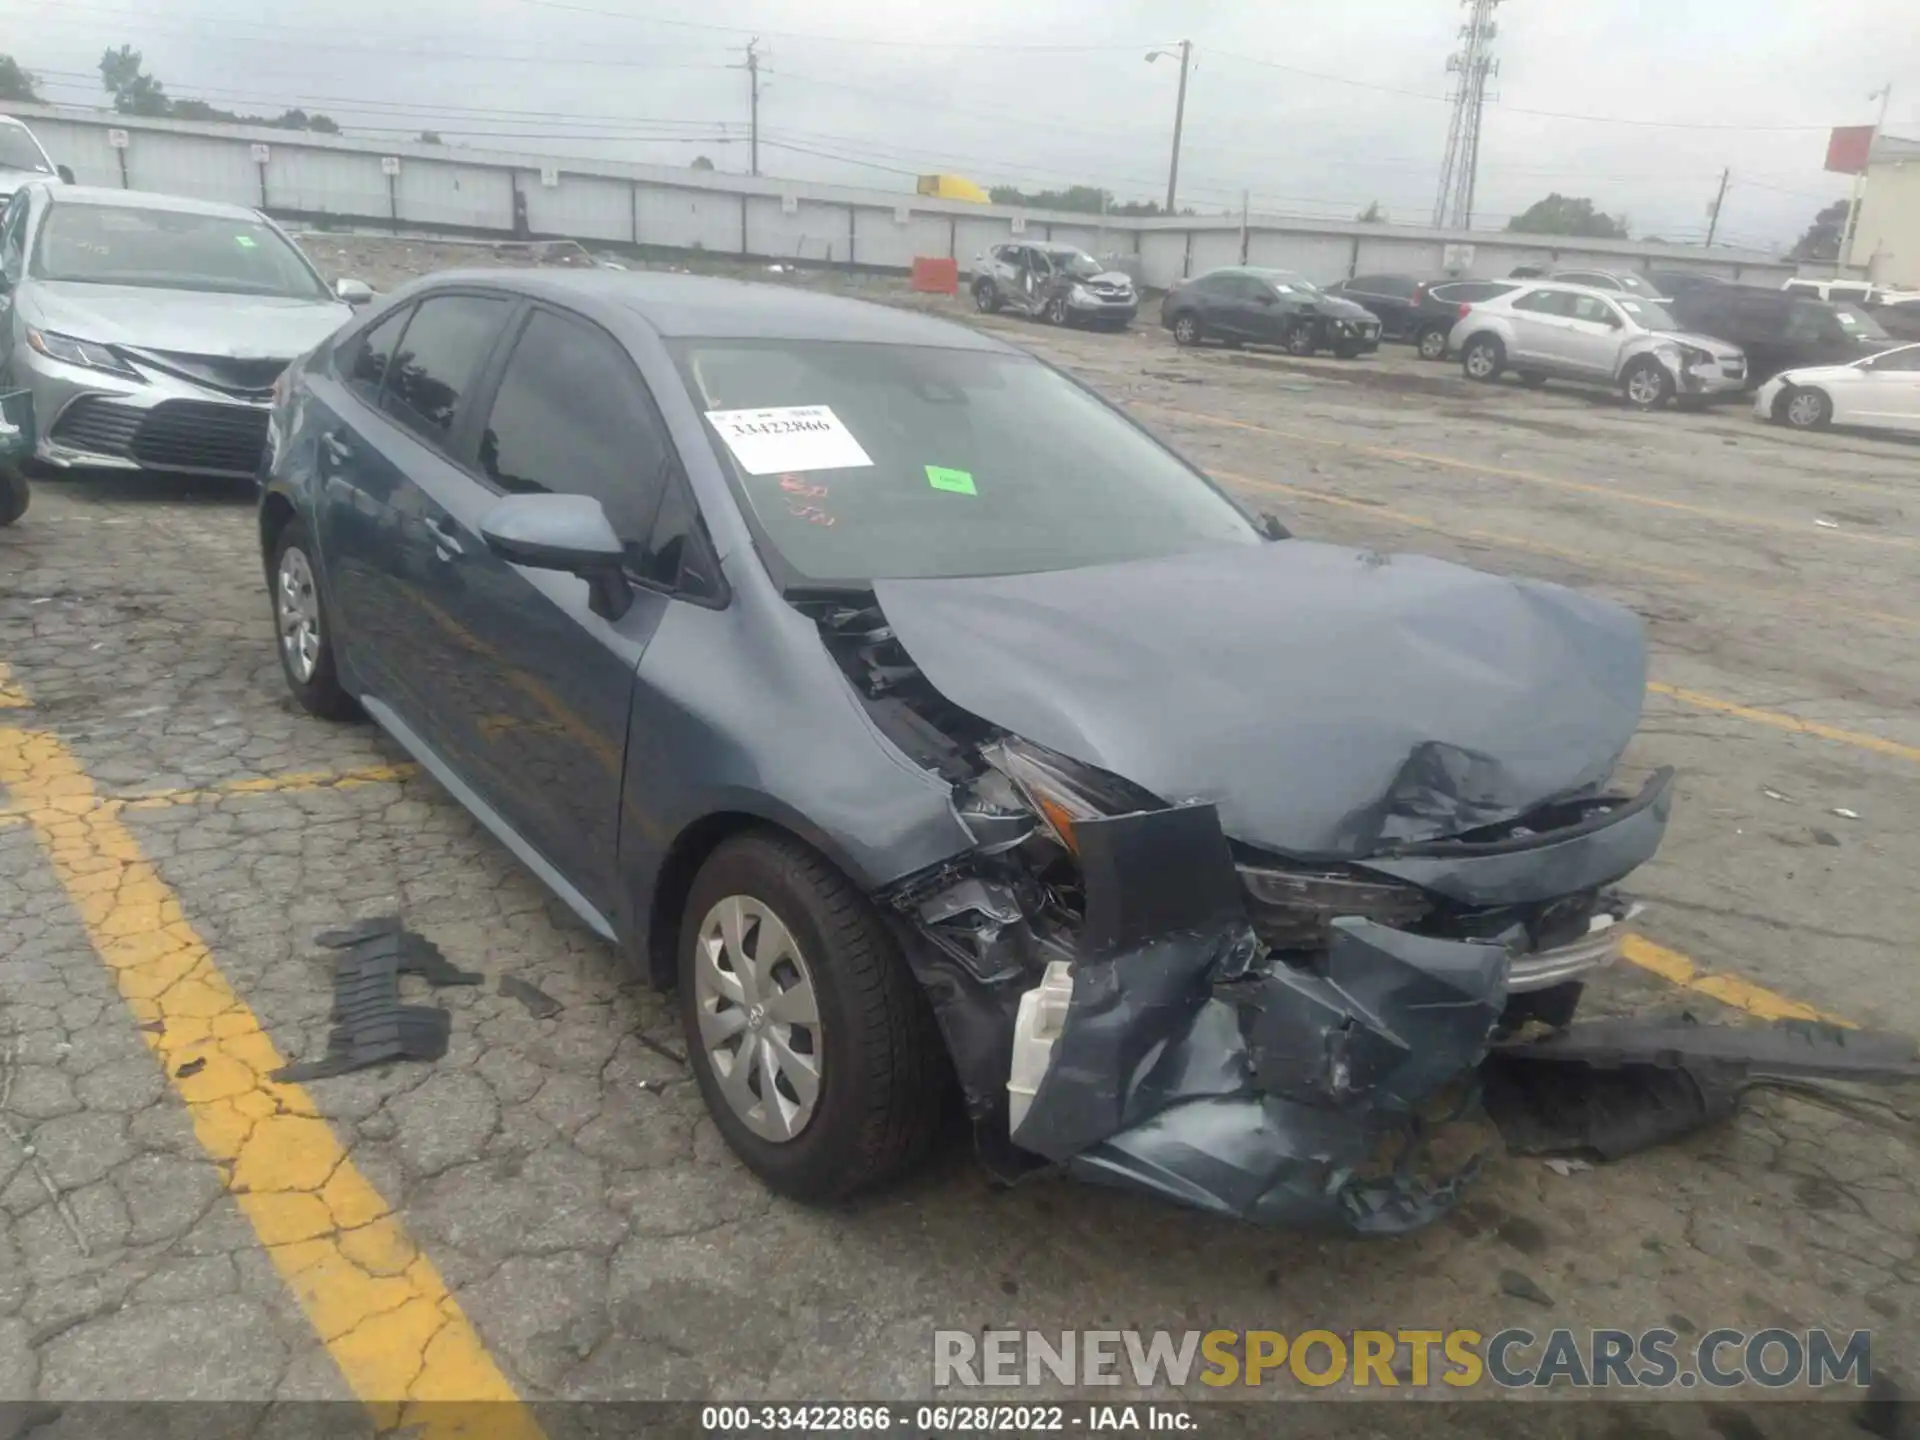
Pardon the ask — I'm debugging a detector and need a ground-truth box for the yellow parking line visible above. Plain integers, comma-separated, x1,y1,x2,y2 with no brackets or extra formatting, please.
1154,401,1920,554
1646,682,1920,767
0,721,540,1436
1620,935,1851,1026
0,762,418,824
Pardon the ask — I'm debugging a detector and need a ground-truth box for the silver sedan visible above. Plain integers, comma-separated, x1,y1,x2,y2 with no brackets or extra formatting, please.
0,182,370,479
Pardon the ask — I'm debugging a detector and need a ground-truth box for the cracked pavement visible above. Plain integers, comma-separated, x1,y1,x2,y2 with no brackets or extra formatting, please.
0,247,1915,1436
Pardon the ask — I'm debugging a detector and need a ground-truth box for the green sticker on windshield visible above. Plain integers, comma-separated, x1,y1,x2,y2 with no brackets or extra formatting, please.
925,465,976,496
235,235,257,248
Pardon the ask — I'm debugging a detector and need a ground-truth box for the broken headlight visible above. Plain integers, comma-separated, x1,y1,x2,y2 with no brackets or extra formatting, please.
977,737,1159,853
1235,862,1432,952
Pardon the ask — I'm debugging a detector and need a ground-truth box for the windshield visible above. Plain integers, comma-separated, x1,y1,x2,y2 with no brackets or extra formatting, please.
1616,298,1680,331
0,128,50,174
1044,249,1104,279
673,339,1260,585
31,204,330,298
1834,305,1890,341
1615,274,1660,298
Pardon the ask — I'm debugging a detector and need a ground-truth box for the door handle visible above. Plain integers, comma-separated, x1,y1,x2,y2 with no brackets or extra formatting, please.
426,515,464,558
319,431,352,464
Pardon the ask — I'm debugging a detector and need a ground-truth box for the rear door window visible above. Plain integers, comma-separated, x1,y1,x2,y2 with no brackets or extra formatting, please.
1354,275,1416,299
1512,289,1573,316
477,307,674,550
381,293,514,445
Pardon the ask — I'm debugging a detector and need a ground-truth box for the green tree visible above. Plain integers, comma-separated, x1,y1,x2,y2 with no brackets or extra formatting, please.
987,183,1167,217
418,129,444,144
100,45,170,116
1356,200,1387,223
1506,193,1629,239
690,154,715,170
1790,199,1850,261
0,55,41,103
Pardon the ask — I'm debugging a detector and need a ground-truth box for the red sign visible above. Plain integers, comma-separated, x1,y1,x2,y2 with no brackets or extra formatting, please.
1826,125,1877,175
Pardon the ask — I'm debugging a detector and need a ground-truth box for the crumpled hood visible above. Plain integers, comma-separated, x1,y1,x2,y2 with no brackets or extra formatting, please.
26,282,350,359
874,541,1647,860
1082,270,1134,289
1649,329,1743,360
1313,294,1379,321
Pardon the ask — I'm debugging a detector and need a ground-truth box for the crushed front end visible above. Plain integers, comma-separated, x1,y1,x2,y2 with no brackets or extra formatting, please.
798,566,1673,1233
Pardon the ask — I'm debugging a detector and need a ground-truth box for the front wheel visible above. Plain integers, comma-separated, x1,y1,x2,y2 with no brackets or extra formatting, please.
1461,335,1504,382
1171,311,1202,347
1285,325,1317,356
679,831,947,1202
1782,387,1832,430
1044,296,1071,327
1622,357,1674,411
972,281,1000,314
1417,327,1449,361
270,518,357,720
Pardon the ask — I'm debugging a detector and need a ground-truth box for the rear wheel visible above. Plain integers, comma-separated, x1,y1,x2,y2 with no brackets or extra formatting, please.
1622,357,1674,411
1462,335,1504,382
1783,387,1832,430
270,518,357,720
1285,324,1317,356
1417,326,1449,361
1171,311,1203,347
679,831,947,1202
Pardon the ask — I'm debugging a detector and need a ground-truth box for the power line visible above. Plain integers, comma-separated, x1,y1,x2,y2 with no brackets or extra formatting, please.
508,0,1147,52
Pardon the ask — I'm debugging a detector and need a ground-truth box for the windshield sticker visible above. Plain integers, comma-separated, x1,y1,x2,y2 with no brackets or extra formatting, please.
925,465,977,496
235,235,258,248
705,404,874,475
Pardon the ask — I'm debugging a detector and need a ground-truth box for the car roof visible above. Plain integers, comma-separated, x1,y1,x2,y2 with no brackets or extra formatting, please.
1510,281,1624,296
399,268,1017,349
0,116,37,133
42,184,265,222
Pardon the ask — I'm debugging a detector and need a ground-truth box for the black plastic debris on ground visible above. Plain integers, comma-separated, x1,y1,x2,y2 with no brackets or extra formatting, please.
1484,1013,1920,1160
272,918,481,1083
499,974,562,1020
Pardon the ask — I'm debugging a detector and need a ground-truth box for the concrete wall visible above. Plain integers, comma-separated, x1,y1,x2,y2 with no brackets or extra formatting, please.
1851,135,1920,287
6,102,1796,289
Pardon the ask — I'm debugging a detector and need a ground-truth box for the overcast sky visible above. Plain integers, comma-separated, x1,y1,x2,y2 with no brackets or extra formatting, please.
4,0,1917,250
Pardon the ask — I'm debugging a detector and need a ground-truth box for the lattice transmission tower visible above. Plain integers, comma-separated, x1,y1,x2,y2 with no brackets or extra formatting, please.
1432,0,1502,230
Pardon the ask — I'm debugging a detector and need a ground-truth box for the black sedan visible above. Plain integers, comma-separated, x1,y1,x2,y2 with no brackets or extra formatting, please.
1159,267,1382,356
261,270,1666,1233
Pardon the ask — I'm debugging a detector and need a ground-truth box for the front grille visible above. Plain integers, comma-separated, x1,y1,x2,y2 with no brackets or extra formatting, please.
121,349,288,399
129,400,270,476
49,396,144,458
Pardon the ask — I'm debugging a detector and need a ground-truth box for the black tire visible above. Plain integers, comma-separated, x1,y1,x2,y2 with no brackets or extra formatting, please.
1461,334,1504,383
1333,344,1361,360
1622,357,1674,411
1170,311,1202,347
678,831,946,1203
972,280,1000,314
1781,386,1832,430
0,463,27,528
1284,324,1317,356
1518,371,1548,389
1044,296,1070,327
269,517,357,720
1416,326,1449,361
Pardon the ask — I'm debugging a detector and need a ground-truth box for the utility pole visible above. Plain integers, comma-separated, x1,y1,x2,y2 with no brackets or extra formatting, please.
1704,167,1730,248
1433,0,1502,230
746,38,762,177
1146,40,1192,215
1841,82,1892,274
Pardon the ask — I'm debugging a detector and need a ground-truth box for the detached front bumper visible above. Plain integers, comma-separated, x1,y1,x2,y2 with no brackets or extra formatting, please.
1753,375,1789,420
933,772,1673,1234
17,349,274,479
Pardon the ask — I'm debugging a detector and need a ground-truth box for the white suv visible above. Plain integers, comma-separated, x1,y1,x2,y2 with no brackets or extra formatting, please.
0,116,65,204
1449,282,1747,410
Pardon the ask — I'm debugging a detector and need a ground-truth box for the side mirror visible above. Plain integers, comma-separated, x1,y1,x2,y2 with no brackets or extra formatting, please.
55,165,74,185
480,494,632,620
335,278,375,305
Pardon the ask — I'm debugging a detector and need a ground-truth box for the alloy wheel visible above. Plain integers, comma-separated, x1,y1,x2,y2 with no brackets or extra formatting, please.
1626,365,1667,408
1419,329,1447,360
1786,391,1826,428
693,895,824,1143
276,546,322,683
1173,315,1198,345
1466,344,1496,379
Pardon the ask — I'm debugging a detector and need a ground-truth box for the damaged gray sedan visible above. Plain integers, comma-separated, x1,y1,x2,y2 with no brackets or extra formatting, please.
262,271,1669,1232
